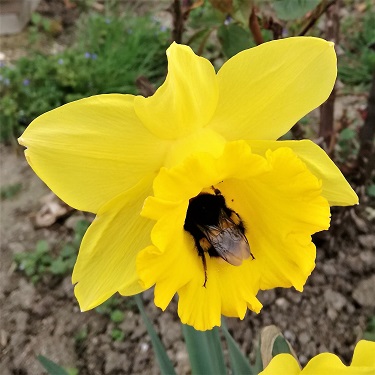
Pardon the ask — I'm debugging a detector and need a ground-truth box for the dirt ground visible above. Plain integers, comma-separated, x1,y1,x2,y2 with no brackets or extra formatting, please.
1,1,375,374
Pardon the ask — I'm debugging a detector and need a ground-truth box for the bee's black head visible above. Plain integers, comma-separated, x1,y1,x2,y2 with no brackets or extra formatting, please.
184,193,225,228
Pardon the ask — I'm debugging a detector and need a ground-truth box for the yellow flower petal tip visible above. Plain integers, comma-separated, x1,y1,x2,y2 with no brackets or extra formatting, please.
260,340,375,374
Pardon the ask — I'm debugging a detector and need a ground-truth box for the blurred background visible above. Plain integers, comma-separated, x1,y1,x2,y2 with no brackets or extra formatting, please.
0,0,374,374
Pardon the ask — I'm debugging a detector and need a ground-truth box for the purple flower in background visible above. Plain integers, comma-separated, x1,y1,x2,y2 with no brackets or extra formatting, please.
84,52,91,59
91,53,98,60
23,79,30,86
105,18,111,24
58,58,64,65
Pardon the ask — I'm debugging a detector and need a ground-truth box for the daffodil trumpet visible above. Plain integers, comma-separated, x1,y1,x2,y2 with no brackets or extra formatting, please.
19,37,358,330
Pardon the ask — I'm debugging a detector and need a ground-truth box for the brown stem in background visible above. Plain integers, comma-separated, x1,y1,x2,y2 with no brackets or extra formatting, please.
290,122,306,140
249,6,263,45
319,0,340,154
298,0,336,36
136,76,156,97
171,0,184,43
357,72,375,185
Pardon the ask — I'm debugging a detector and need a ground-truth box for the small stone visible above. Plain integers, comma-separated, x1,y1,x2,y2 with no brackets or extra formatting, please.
14,311,28,332
275,297,289,310
299,332,310,345
104,350,130,374
327,308,338,321
324,289,347,311
322,263,337,276
9,279,36,310
257,290,276,306
358,235,375,249
352,275,375,307
284,330,296,342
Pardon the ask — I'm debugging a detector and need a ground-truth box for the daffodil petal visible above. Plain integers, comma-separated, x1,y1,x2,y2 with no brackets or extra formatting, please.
259,354,301,375
218,147,330,291
302,352,374,374
178,266,222,331
248,139,358,206
19,94,169,212
217,259,262,318
351,340,375,367
209,37,337,141
72,176,154,311
134,43,218,139
261,341,375,375
137,202,203,310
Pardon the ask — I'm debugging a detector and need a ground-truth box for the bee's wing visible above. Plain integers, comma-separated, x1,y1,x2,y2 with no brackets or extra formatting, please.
200,212,251,266
210,227,251,266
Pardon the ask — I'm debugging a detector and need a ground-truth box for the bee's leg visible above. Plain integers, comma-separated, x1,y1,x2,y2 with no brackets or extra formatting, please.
200,252,208,288
211,185,221,196
195,240,209,287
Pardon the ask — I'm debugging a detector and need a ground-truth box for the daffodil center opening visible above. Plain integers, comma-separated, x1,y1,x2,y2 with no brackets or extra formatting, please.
183,187,254,287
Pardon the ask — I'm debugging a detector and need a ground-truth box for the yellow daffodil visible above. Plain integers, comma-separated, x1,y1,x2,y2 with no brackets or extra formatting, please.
18,37,358,330
260,340,375,374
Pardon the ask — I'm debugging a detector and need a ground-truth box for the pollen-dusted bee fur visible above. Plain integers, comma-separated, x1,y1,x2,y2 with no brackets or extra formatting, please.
184,187,254,287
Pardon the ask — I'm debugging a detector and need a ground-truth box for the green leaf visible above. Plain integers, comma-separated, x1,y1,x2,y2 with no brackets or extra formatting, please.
110,309,125,323
221,321,253,375
37,355,69,375
273,0,320,21
252,339,263,375
217,24,253,59
339,128,356,142
134,295,176,375
367,184,375,197
50,258,68,275
35,240,49,255
260,325,298,370
272,335,292,356
60,244,76,258
182,324,226,375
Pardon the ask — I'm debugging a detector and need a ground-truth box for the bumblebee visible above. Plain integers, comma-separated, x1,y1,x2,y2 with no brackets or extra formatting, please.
184,187,254,287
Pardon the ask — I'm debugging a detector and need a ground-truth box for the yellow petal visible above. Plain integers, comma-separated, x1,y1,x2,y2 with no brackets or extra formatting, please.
177,264,222,331
302,353,373,374
72,176,154,311
18,94,169,213
248,139,359,206
137,200,204,310
351,340,375,367
209,37,337,141
219,147,330,291
134,43,218,139
259,354,301,375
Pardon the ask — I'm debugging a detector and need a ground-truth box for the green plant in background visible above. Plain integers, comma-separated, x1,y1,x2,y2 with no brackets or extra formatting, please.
339,6,375,87
0,12,169,143
0,183,22,200
364,316,375,342
14,220,90,283
95,294,137,341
